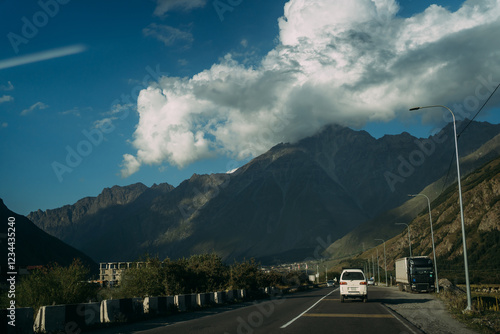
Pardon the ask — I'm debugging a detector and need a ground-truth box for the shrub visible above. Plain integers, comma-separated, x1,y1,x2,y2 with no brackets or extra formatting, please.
16,259,97,312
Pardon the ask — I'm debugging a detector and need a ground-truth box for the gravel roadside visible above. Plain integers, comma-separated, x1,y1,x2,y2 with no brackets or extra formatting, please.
381,287,477,334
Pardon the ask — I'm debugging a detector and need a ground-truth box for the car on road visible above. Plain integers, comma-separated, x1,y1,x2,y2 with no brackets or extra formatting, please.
339,268,368,303
367,278,375,285
327,280,335,287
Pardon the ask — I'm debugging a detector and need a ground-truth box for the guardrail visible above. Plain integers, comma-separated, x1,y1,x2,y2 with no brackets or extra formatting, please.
7,287,286,333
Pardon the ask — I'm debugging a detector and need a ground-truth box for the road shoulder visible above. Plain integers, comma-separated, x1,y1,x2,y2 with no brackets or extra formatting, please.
381,287,477,334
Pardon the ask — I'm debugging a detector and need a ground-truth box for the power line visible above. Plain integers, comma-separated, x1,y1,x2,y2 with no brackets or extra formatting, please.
457,82,500,139
438,81,500,196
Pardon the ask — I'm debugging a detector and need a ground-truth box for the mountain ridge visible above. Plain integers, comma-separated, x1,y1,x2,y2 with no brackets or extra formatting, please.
27,121,500,264
0,199,97,276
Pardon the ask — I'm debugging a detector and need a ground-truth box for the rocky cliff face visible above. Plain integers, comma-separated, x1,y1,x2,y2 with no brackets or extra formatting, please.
352,155,500,281
27,121,500,264
28,183,165,239
325,131,500,259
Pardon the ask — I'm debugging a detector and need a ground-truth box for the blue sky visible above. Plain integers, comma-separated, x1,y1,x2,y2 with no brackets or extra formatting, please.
1,0,499,215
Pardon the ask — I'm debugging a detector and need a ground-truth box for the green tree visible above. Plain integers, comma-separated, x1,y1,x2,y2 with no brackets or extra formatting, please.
16,259,97,312
119,257,165,298
229,258,262,290
187,253,229,292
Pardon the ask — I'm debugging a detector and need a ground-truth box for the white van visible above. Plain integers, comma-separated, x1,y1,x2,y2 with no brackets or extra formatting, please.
339,269,368,302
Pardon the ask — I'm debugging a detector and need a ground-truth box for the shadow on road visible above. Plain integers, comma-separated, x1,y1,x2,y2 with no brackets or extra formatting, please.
370,297,433,304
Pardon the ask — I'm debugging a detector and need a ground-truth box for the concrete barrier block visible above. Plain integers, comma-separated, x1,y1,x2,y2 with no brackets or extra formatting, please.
174,295,187,312
143,297,158,315
65,302,100,329
33,305,66,333
189,294,197,309
209,292,215,304
144,296,175,315
214,291,225,304
101,298,144,323
227,289,238,302
197,293,212,307
165,296,175,312
100,300,120,323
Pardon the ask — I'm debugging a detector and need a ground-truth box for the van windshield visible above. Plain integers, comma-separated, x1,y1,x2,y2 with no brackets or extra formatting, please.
342,272,365,280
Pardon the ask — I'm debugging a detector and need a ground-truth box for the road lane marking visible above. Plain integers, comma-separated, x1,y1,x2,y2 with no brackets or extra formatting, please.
303,313,393,318
382,304,419,334
280,288,337,328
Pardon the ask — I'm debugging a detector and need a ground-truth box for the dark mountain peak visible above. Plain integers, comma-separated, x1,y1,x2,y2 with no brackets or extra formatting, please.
151,182,175,192
0,200,96,272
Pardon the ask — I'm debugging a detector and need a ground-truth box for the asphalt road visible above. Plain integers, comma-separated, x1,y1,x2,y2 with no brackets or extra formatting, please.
92,286,423,334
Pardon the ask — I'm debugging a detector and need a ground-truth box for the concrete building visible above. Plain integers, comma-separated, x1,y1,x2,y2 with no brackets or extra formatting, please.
99,262,146,285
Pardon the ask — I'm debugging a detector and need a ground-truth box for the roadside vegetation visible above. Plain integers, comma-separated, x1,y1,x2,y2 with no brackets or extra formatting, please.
1,254,308,313
436,284,500,334
0,259,99,312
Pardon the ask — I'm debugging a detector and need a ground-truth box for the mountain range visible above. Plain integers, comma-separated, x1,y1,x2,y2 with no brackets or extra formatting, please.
27,120,500,264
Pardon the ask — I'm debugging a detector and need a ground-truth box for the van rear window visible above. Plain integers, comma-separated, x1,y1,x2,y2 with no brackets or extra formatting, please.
342,272,365,280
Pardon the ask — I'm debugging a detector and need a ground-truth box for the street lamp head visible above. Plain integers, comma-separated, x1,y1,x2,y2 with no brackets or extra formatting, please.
408,194,416,197
409,107,421,111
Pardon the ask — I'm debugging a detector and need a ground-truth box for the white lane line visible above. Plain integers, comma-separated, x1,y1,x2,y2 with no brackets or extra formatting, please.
280,288,337,329
381,304,420,334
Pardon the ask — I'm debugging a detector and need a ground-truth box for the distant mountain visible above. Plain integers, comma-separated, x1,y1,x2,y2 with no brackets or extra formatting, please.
325,131,500,259
348,154,500,283
28,121,500,264
0,199,97,277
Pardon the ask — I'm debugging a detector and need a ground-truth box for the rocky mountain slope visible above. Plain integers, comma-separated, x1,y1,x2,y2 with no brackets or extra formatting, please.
325,131,500,259
350,154,500,283
27,121,500,264
0,199,97,276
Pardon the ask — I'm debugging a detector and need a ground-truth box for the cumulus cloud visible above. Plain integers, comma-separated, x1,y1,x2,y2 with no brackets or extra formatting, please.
121,0,500,177
143,23,194,48
153,0,206,16
20,102,48,116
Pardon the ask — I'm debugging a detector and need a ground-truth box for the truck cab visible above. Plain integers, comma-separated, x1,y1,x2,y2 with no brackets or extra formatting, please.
395,256,435,293
408,257,435,292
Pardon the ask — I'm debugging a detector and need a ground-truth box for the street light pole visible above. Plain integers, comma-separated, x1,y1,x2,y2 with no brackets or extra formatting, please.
375,239,387,287
375,247,380,285
409,193,439,293
410,105,471,310
395,223,412,258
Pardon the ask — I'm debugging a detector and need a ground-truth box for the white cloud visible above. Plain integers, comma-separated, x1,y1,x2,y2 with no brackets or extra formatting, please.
120,154,141,178
0,45,86,70
20,102,49,116
0,95,13,104
121,0,500,177
143,23,193,47
1,122,7,128
153,0,206,16
0,81,14,91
